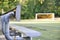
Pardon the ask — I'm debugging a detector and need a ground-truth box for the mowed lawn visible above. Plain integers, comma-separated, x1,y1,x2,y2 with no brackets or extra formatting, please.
15,23,60,40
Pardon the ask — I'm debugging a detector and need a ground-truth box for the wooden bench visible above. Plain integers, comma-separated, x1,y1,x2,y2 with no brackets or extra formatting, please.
36,13,54,20
10,24,41,40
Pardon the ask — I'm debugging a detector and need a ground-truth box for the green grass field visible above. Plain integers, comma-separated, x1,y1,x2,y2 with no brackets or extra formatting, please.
14,23,60,40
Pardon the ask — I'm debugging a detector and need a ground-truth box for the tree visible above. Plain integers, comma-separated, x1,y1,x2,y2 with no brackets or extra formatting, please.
21,0,44,19
0,0,19,15
55,0,60,17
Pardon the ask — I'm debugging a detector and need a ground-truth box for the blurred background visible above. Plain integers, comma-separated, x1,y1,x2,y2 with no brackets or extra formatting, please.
0,0,60,19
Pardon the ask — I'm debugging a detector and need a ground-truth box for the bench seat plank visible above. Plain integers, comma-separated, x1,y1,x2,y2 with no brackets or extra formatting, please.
10,24,41,37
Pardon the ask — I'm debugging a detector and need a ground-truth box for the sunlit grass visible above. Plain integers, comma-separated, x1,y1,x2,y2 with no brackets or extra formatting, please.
15,23,60,40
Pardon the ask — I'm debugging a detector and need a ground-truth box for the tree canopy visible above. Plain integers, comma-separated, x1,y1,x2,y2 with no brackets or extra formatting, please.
0,0,60,19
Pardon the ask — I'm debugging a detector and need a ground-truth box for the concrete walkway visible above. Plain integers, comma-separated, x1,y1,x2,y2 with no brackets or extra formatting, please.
0,35,6,40
0,29,6,40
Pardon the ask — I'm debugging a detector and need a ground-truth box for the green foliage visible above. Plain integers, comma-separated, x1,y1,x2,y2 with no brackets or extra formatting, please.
0,0,60,18
21,0,42,19
21,0,60,19
0,0,19,14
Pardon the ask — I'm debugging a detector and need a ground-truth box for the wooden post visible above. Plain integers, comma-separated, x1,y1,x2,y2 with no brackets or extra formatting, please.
16,5,21,21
